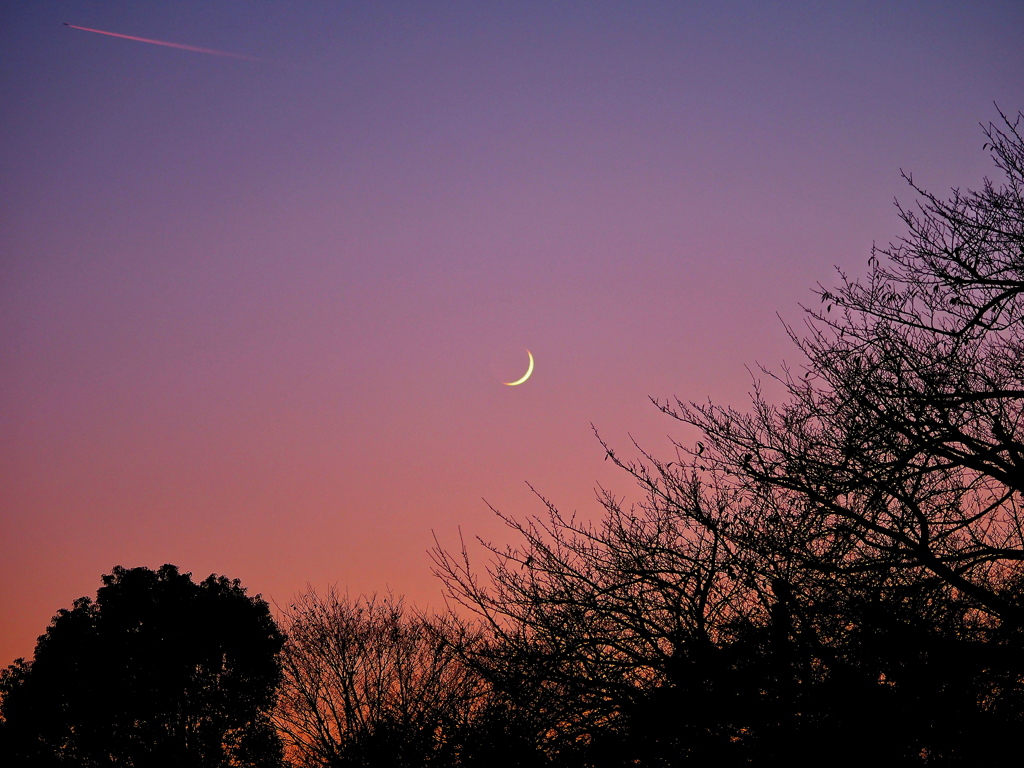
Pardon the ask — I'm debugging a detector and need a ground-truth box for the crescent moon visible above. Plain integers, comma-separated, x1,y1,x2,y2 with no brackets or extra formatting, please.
503,349,535,386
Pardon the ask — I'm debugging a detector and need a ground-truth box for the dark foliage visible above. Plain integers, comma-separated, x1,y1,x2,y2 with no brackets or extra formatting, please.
0,564,285,768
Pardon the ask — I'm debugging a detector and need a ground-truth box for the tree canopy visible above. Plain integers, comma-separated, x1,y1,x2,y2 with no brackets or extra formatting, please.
0,564,285,768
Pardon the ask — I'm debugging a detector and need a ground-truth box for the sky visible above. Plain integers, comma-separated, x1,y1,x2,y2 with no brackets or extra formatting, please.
2,1,1023,666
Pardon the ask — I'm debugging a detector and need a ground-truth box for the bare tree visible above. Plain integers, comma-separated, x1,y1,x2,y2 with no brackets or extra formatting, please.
432,110,1024,764
275,590,486,768
432,481,774,762
651,109,1024,628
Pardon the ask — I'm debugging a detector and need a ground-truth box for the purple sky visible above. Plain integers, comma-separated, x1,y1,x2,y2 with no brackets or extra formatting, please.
2,1,1023,666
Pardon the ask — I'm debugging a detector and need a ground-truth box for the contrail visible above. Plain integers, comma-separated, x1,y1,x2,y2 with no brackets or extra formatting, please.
64,23,261,62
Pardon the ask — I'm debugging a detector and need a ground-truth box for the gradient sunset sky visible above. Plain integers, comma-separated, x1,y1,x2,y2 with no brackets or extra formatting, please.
2,1,1023,666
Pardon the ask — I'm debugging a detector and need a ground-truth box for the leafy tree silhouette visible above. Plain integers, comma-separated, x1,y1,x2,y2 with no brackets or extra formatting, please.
0,564,284,768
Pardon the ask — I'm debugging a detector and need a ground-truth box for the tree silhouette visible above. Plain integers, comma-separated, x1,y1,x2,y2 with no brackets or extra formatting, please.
276,589,493,768
0,564,284,768
432,491,761,764
663,109,1024,628
433,110,1024,764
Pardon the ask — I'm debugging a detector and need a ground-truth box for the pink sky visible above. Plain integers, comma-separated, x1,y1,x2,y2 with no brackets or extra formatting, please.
2,1,1023,666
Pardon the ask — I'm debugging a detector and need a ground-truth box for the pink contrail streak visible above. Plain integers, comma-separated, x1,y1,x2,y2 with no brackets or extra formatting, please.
64,23,261,62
